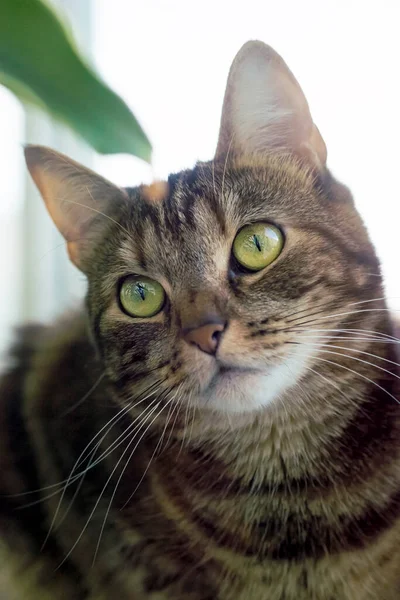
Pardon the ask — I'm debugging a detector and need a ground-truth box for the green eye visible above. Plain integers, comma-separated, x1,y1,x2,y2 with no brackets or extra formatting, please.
119,276,165,318
233,222,283,271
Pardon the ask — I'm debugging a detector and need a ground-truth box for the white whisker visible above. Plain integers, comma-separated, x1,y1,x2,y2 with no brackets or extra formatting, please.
42,399,136,549
55,398,163,571
291,339,400,368
44,383,163,549
301,354,400,405
54,390,164,533
297,344,400,382
291,334,400,345
92,396,175,566
292,328,400,342
60,373,106,417
62,196,131,238
121,385,183,510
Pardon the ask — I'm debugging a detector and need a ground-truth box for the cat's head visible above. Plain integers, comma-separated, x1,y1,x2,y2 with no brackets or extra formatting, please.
25,41,381,417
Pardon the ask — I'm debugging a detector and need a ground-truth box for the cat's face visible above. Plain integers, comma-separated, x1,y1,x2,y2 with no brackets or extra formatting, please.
84,157,377,415
25,41,381,416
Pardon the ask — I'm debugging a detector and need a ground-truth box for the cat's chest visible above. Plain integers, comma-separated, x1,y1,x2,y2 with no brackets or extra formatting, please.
90,537,383,600
104,483,400,600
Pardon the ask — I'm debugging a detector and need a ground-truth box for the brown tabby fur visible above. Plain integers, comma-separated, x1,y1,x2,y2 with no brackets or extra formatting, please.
1,41,399,599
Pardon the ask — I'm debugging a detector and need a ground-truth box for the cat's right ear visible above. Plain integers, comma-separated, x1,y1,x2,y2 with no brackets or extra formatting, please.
24,145,128,271
215,41,327,168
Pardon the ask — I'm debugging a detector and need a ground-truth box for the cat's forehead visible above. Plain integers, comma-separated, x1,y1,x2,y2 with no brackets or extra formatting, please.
121,157,323,282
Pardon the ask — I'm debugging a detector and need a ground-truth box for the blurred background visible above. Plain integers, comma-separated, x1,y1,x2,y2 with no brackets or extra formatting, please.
1,0,400,359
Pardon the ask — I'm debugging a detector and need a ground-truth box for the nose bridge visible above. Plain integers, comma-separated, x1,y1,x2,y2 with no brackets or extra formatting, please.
178,288,228,356
179,288,227,331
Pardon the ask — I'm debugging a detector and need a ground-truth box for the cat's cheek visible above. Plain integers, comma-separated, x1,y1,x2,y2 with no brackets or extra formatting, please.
214,319,288,371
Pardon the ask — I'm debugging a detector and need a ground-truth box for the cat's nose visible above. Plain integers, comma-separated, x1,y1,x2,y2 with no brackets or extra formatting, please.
183,321,227,355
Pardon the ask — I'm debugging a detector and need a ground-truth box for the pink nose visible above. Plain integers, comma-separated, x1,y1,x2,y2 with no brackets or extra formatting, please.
183,322,226,355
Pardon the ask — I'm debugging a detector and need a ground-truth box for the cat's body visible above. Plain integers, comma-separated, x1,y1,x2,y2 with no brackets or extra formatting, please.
2,307,400,600
1,42,400,599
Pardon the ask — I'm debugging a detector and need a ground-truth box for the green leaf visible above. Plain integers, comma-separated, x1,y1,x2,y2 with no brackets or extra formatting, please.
0,0,152,161
0,70,47,111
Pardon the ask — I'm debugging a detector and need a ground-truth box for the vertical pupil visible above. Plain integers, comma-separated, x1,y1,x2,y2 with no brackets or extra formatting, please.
253,234,262,252
136,283,146,301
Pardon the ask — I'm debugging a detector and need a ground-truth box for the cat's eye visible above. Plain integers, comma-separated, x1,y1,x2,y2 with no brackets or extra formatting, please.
119,276,165,318
232,222,283,271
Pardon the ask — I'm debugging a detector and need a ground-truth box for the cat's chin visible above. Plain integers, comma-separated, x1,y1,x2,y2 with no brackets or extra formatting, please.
197,355,308,414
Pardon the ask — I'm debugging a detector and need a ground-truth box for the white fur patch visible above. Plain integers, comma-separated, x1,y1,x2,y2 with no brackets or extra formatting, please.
193,338,317,414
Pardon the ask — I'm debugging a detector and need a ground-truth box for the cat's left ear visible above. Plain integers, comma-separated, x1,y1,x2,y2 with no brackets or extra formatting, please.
25,145,128,271
215,41,327,168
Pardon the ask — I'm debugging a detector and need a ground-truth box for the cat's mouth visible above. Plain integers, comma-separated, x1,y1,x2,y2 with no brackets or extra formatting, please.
216,365,259,378
206,363,264,393
195,362,271,413
195,348,309,414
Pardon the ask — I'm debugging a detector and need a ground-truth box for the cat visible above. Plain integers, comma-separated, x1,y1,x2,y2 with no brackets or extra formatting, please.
0,40,399,600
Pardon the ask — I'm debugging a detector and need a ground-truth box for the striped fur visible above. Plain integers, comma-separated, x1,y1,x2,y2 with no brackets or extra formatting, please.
1,41,400,599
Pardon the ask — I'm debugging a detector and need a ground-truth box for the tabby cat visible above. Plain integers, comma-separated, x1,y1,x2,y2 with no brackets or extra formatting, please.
1,41,399,600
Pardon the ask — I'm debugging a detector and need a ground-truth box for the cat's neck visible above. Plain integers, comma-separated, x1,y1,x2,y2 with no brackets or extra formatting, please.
160,349,400,494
